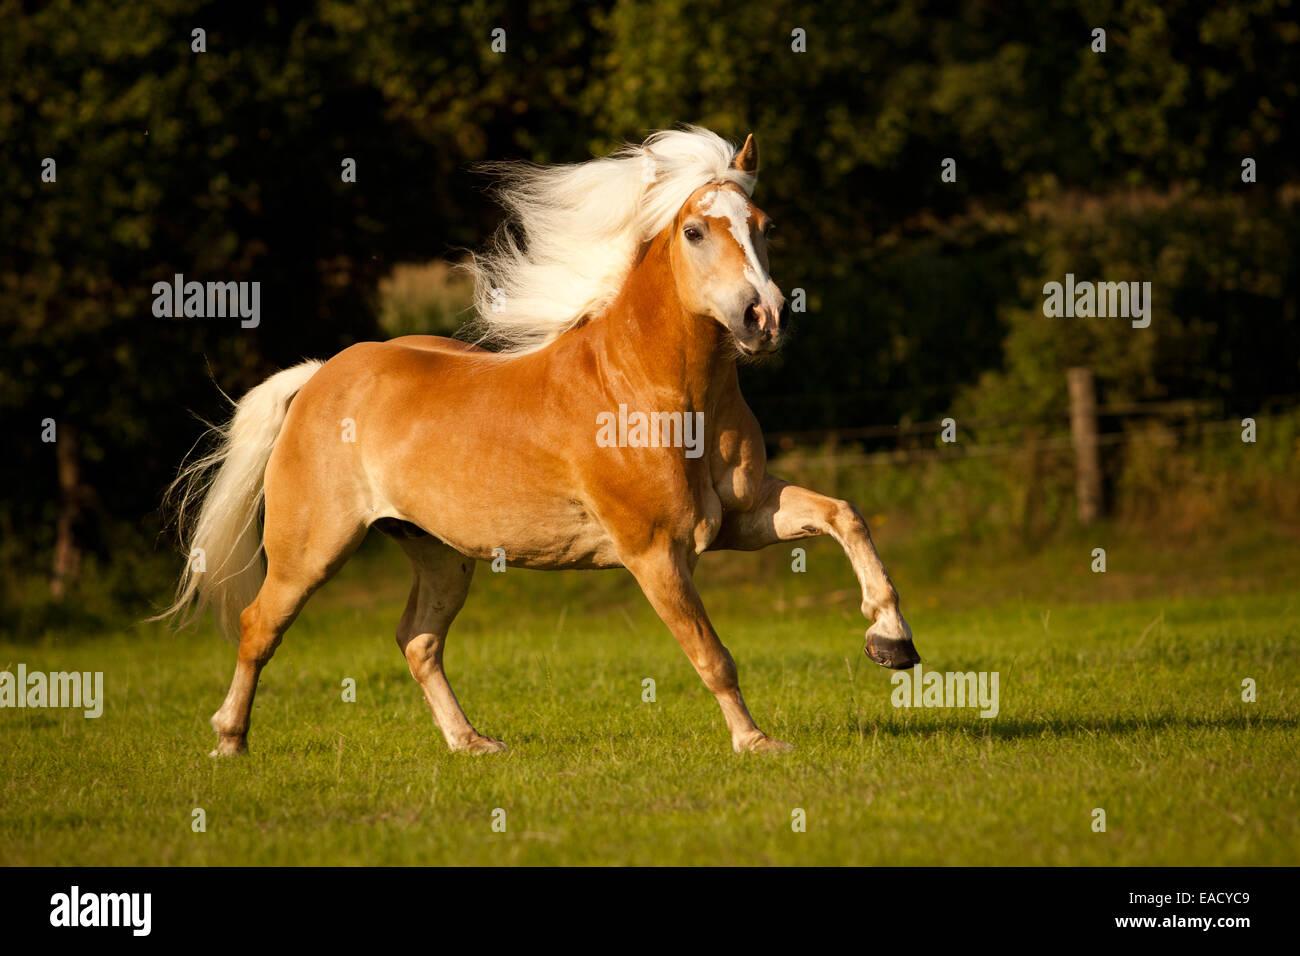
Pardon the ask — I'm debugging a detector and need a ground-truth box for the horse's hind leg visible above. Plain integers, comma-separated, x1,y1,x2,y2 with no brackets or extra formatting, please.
210,510,366,756
209,571,307,756
392,531,504,754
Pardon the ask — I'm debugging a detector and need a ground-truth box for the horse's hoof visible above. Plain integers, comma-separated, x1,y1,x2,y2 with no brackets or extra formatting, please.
741,735,795,754
865,627,920,669
209,736,248,757
458,735,508,755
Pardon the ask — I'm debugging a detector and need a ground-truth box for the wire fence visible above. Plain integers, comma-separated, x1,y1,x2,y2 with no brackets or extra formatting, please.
767,395,1300,469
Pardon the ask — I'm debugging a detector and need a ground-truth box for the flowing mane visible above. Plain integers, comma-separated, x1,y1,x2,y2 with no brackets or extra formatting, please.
466,126,757,353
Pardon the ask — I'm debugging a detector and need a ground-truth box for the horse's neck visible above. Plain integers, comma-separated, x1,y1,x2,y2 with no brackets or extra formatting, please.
596,236,736,408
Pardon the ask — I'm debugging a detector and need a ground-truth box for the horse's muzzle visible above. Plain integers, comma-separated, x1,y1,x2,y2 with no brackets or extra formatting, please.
741,300,782,352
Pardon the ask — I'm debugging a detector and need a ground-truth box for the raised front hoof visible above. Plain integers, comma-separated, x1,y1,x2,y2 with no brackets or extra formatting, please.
737,734,795,755
454,735,508,755
209,735,249,757
865,630,921,670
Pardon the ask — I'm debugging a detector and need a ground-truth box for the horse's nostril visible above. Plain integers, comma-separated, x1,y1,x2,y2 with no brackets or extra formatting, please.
743,303,760,329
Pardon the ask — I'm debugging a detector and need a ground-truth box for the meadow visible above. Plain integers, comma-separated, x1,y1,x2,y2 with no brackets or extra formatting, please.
1,522,1297,866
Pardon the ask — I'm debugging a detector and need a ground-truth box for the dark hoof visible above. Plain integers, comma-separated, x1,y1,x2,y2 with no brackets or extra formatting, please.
865,634,921,669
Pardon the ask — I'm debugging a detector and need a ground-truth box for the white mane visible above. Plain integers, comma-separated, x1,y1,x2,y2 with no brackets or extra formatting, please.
466,126,757,352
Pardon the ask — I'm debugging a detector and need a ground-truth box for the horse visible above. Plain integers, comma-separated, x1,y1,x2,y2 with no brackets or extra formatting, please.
160,126,919,756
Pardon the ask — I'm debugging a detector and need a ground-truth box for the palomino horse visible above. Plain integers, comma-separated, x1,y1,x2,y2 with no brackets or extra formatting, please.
162,127,918,756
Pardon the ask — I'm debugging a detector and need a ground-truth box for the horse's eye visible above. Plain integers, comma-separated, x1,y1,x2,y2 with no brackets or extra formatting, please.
684,226,703,242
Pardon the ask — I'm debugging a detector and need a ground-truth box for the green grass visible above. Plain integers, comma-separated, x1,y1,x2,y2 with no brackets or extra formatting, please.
1,525,1297,865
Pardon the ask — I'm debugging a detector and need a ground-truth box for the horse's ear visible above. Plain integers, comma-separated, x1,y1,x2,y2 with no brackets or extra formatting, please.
733,133,758,174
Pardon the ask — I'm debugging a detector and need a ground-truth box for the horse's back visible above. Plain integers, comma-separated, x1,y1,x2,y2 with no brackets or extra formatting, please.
304,335,509,395
386,334,487,355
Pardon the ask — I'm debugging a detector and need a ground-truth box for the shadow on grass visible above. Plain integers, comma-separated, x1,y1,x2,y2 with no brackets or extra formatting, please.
862,712,1297,739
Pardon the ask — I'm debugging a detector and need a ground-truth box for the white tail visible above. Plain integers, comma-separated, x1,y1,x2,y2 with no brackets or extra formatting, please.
155,360,323,641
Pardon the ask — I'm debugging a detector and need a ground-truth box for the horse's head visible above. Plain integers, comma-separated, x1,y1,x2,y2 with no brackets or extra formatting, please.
670,135,786,356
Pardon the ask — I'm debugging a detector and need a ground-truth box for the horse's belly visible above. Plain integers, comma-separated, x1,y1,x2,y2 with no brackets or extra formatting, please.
387,493,624,571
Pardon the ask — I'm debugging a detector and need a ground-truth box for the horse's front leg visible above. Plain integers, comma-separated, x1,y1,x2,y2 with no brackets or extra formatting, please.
711,475,920,669
623,545,793,754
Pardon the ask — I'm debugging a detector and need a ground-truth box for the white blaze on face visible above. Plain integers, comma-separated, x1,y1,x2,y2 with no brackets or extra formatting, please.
698,188,781,321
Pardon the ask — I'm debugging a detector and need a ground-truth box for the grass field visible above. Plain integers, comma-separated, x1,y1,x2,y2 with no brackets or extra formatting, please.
2,524,1297,866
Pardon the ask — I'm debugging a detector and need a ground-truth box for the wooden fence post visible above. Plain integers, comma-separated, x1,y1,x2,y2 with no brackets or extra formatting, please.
1067,367,1102,524
51,425,83,598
